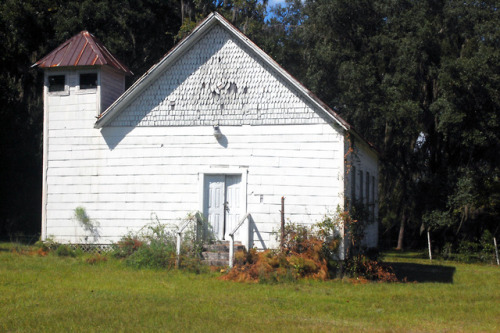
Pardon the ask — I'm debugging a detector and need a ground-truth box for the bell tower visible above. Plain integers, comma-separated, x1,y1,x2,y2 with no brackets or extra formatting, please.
33,30,132,116
33,31,132,240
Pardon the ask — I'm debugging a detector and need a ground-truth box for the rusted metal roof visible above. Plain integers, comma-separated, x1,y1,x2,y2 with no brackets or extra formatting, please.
33,31,133,75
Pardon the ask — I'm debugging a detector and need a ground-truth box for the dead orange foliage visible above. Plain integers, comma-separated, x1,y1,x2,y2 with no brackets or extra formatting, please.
222,233,331,283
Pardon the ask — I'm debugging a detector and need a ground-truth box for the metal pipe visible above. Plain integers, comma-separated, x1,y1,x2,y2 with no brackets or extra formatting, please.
280,197,285,250
228,213,250,267
494,237,499,266
176,232,181,268
427,230,432,261
229,235,234,268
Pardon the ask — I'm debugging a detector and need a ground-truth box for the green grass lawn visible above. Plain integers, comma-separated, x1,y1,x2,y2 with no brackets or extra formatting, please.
1,244,499,332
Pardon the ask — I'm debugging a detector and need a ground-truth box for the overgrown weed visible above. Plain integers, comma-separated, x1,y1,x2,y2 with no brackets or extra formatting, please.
223,210,398,283
112,213,207,273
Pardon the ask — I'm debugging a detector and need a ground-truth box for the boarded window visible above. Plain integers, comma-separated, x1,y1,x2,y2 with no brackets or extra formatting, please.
351,166,356,205
80,73,98,89
48,75,65,92
366,172,369,205
372,176,376,222
359,170,364,204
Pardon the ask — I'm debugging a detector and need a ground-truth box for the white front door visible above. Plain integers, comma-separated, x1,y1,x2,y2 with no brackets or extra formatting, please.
204,174,242,240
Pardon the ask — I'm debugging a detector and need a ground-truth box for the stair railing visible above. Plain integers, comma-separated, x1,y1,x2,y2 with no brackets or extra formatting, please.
228,213,251,268
176,212,203,268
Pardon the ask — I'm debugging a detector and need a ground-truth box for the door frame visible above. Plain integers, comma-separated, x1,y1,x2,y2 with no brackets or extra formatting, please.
199,168,248,248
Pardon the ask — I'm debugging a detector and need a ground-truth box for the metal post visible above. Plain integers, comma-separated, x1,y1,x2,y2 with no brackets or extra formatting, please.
494,237,499,266
176,232,181,268
280,196,285,250
229,235,234,268
427,230,432,261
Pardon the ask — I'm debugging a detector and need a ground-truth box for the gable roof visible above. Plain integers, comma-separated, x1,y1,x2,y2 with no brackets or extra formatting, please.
95,12,351,130
93,12,378,154
33,31,132,75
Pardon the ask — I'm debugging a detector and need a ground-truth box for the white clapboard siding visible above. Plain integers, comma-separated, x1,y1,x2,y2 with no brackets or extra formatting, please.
101,67,126,111
45,123,345,244
345,138,379,248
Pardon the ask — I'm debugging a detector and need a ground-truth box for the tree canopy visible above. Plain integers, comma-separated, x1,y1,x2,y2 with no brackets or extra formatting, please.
268,0,500,248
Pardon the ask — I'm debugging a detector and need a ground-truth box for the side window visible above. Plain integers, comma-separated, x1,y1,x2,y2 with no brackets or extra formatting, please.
351,166,356,204
48,75,65,92
80,73,97,90
372,176,376,222
366,171,370,207
359,170,364,204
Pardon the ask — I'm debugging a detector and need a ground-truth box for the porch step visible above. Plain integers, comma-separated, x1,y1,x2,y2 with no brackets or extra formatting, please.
201,241,245,267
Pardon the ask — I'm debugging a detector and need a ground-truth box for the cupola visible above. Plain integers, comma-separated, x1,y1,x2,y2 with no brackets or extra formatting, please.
33,31,132,114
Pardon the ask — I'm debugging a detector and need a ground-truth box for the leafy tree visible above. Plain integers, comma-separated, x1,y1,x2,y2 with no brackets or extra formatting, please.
176,0,268,40
271,0,500,249
0,0,182,239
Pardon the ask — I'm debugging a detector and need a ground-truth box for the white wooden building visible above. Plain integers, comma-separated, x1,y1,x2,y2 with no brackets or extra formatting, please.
35,13,379,257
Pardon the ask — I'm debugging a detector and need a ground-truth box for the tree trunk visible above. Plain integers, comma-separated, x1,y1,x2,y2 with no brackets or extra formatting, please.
396,212,406,250
181,0,185,22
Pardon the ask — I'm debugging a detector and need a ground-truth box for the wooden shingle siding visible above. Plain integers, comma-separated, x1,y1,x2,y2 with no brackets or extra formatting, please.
110,26,328,128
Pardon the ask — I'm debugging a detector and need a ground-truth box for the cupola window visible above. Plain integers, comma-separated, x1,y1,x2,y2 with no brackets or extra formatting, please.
80,73,98,90
48,75,65,92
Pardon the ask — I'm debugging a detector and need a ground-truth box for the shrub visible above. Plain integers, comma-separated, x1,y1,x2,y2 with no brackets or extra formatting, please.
452,231,497,264
125,243,176,269
86,253,108,265
223,211,398,283
222,248,302,283
112,235,143,259
124,223,177,269
34,238,59,252
177,255,208,274
113,213,205,271
223,220,334,283
344,255,398,282
441,242,453,260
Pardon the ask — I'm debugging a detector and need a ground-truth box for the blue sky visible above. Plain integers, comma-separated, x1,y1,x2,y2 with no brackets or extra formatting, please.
268,0,287,6
266,0,287,20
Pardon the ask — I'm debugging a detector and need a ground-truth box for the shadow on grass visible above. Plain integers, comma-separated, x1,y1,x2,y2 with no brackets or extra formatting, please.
386,262,456,283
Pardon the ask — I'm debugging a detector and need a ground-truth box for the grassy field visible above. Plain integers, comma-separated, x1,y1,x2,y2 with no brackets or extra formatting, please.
1,243,499,332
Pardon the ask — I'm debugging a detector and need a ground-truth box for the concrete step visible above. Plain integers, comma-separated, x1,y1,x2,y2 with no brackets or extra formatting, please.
204,260,230,267
200,241,246,267
201,251,229,261
202,241,244,253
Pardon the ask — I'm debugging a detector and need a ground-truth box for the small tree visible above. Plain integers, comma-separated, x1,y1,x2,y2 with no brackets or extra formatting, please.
74,207,100,242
